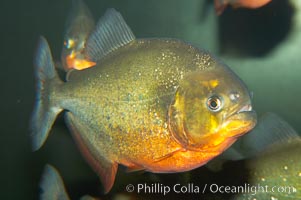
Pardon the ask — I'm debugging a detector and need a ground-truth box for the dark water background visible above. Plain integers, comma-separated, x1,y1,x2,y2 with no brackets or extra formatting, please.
1,0,298,199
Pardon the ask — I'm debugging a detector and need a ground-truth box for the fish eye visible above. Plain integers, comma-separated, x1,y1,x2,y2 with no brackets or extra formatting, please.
64,40,69,49
64,39,75,49
207,95,223,112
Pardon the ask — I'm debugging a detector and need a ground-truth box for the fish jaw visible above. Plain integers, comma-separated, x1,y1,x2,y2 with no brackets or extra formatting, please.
221,110,257,138
66,53,96,70
146,110,255,172
168,104,256,153
156,110,256,172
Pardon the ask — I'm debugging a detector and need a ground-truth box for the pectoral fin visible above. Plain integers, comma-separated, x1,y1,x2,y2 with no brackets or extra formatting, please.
65,112,118,193
126,165,145,173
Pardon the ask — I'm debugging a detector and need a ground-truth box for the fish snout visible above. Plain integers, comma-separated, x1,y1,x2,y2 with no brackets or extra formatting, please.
222,108,257,138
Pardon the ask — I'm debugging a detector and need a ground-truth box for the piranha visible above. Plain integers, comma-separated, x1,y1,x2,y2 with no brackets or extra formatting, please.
31,9,256,192
214,0,272,15
61,0,96,71
231,122,301,200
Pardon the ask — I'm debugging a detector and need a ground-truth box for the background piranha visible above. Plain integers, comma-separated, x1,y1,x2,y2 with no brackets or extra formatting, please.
31,9,256,192
214,0,272,15
40,164,98,200
61,0,96,71
232,137,301,200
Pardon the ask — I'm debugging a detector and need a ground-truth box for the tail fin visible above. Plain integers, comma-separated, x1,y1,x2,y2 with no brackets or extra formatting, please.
40,164,97,200
40,164,70,200
31,36,63,151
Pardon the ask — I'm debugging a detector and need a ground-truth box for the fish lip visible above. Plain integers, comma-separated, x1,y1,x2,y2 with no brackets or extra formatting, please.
220,105,257,138
237,104,253,113
226,105,256,122
225,103,254,121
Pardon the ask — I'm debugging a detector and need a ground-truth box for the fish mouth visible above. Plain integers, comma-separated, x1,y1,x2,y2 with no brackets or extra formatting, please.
237,104,253,113
222,104,257,138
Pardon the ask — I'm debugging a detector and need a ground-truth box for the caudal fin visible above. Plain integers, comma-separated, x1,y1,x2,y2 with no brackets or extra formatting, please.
40,164,97,200
40,164,70,200
30,36,63,151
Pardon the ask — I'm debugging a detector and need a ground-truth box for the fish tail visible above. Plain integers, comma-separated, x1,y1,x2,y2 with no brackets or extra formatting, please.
31,36,63,151
40,164,70,200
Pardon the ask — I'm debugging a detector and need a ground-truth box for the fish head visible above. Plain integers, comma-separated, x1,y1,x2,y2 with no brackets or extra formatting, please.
60,0,96,71
62,32,82,67
168,62,257,152
63,34,85,55
61,33,95,70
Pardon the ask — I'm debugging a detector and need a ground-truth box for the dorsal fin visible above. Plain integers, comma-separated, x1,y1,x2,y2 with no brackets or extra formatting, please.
86,8,135,62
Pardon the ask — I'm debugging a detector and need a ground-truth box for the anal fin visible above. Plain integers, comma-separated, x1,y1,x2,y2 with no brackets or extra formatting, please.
65,112,118,193
126,164,145,173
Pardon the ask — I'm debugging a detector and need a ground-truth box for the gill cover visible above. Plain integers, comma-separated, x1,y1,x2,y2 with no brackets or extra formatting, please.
168,66,256,151
168,72,222,151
